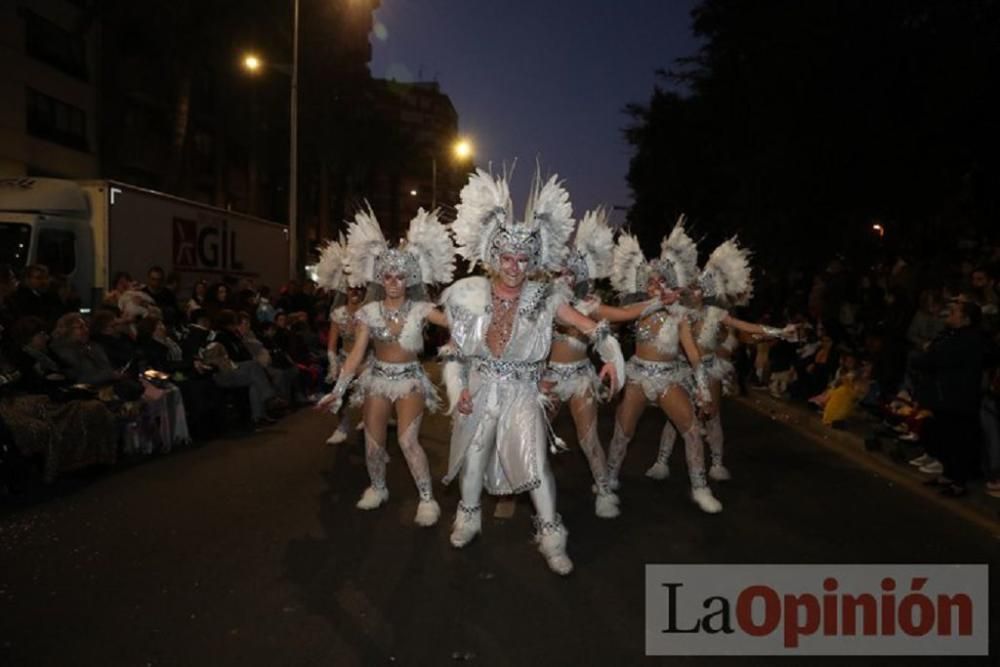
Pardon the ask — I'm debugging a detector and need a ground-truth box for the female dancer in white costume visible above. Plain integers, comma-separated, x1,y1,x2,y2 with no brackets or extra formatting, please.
604,220,724,513
320,206,455,526
646,239,797,482
441,169,625,575
316,236,368,445
544,207,657,519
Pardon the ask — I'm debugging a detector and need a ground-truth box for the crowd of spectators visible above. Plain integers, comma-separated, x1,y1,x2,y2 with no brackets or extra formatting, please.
737,237,1000,501
0,262,334,493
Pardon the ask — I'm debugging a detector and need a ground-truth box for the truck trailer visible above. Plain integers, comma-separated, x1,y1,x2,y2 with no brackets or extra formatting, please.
0,178,289,307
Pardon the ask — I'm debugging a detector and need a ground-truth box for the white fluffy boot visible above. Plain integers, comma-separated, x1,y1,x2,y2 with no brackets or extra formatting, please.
708,464,731,481
326,429,348,445
535,516,573,575
356,486,389,510
595,491,621,519
449,503,481,547
691,486,723,514
645,461,670,480
414,499,440,527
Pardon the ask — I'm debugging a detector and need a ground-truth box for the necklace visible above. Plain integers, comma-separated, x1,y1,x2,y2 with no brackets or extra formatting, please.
487,288,520,357
380,300,411,332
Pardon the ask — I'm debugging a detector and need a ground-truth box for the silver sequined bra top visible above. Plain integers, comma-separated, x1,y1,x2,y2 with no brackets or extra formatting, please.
634,310,670,343
368,301,412,344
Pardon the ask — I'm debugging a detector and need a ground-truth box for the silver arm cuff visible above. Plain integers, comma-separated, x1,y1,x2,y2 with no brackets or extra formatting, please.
761,324,795,341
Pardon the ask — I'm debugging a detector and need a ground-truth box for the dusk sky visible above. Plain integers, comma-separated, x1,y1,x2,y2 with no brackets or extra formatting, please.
369,0,701,224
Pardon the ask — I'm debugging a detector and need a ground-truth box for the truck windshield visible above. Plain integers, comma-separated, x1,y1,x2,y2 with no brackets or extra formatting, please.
0,223,31,271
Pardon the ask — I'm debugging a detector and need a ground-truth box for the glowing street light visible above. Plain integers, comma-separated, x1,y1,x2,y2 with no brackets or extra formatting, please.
410,189,418,196
242,53,262,73
453,138,473,160
872,223,885,239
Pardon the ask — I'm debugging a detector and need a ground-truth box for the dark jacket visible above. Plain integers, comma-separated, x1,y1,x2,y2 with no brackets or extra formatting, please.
181,325,213,364
214,329,252,363
911,325,987,415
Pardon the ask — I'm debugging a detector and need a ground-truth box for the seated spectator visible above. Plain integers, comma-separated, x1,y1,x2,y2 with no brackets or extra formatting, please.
89,309,139,372
50,313,120,385
790,329,838,400
767,337,798,398
1,318,116,482
207,309,285,426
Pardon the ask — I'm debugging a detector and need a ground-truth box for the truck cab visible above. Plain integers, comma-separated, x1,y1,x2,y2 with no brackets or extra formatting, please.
0,178,96,306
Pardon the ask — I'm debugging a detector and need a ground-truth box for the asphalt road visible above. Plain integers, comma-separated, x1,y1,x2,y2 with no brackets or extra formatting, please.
0,400,997,666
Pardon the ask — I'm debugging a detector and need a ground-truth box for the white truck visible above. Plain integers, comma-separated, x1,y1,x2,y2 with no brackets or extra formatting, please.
0,178,289,307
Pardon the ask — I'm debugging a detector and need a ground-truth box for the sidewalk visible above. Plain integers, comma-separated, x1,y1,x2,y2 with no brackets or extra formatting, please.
734,389,1000,537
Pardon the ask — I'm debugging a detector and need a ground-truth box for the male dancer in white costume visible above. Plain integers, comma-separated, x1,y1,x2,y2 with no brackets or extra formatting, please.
441,169,625,575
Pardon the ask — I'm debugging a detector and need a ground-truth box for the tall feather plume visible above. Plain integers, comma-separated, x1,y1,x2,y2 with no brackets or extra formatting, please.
315,233,348,292
660,214,700,288
704,237,754,300
611,232,649,297
451,168,511,270
574,206,614,279
345,204,388,287
525,170,574,271
405,207,456,285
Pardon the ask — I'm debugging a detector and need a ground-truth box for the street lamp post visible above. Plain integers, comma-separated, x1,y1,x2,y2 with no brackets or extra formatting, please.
242,0,299,281
288,0,300,280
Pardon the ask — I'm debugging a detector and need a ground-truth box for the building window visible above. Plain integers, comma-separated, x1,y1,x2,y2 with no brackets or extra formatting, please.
22,9,88,80
26,87,89,151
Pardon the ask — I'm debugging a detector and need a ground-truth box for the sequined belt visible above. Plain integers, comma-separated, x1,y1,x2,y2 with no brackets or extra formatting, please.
370,359,424,380
474,358,545,383
627,356,688,377
546,358,592,379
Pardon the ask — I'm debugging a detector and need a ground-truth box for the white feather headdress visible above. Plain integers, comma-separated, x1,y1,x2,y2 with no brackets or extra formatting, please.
405,207,456,285
656,214,700,289
611,232,650,297
566,206,614,283
315,233,349,292
699,237,753,301
345,204,456,288
451,166,574,273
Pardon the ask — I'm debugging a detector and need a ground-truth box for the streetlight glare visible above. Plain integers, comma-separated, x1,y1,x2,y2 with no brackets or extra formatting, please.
243,54,262,73
453,139,472,159
410,189,418,196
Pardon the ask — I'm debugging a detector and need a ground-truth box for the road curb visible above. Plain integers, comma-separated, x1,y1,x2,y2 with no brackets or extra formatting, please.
733,392,1000,538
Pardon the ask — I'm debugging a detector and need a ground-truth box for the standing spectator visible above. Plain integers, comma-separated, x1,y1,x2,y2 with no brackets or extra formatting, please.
185,280,208,316
256,286,276,323
204,283,230,319
143,266,179,325
970,266,998,333
0,264,16,332
11,265,59,326
914,300,987,497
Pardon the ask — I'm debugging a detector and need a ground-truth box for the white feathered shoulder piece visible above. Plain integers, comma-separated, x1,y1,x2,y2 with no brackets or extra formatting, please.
452,168,512,271
315,233,348,292
345,204,388,288
525,172,575,272
611,232,649,297
405,207,456,285
573,206,614,280
700,237,753,301
659,214,700,289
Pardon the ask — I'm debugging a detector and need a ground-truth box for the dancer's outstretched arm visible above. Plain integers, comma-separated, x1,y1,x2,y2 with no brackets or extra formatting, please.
594,298,659,323
722,315,797,340
317,324,370,413
555,303,625,393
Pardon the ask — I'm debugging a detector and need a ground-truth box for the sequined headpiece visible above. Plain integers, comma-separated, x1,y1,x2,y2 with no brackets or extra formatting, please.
452,167,575,274
345,205,456,288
